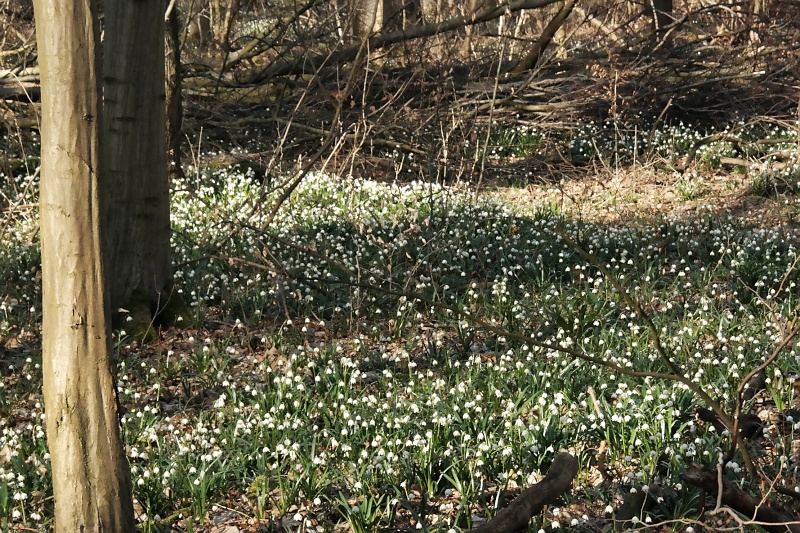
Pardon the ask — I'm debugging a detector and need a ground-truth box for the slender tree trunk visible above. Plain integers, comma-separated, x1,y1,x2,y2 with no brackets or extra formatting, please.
649,0,672,31
419,0,434,22
166,3,185,181
461,0,479,58
102,0,173,316
186,9,212,47
210,0,228,46
511,0,574,73
354,0,385,38
420,0,455,23
33,0,135,529
220,0,241,53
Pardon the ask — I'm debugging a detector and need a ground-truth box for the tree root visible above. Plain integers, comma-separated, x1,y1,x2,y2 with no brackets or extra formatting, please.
470,452,578,533
680,463,800,533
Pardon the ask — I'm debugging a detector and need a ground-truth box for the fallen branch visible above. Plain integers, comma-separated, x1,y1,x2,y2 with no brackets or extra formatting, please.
681,133,744,171
0,84,40,102
470,452,578,533
0,66,39,79
225,0,325,68
0,45,34,60
680,463,800,533
572,5,626,48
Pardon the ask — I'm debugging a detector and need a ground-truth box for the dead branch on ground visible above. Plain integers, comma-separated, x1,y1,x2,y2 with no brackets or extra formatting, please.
469,452,578,533
681,463,800,533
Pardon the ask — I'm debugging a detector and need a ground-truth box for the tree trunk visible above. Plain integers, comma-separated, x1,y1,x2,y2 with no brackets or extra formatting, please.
186,9,212,47
511,0,575,73
354,0,385,38
33,0,135,529
211,0,225,45
649,0,672,31
102,0,173,317
220,0,241,53
166,3,185,181
420,0,455,23
461,0,479,58
419,0,438,23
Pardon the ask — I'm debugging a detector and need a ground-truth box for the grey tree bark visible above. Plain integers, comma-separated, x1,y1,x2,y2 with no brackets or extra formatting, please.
32,0,135,529
102,0,173,318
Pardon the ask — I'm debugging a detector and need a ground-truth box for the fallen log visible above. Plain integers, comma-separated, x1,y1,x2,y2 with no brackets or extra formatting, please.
470,452,578,533
680,463,800,533
0,83,40,102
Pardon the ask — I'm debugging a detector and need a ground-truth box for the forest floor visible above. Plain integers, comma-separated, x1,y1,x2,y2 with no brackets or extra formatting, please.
2,121,800,533
492,162,796,228
3,2,800,529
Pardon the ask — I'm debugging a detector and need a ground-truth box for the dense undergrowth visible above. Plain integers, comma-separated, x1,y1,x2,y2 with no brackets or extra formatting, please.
1,121,800,532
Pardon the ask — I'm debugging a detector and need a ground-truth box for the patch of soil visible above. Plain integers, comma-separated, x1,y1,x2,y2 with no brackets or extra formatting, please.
491,163,800,230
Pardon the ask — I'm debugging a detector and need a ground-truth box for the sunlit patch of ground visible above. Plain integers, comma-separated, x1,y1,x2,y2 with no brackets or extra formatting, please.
492,164,800,230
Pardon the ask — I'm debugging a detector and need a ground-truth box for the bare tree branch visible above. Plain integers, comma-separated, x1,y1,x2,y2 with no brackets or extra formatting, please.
245,0,564,81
